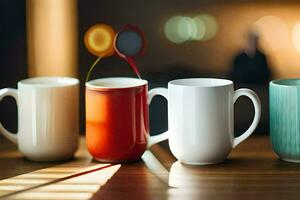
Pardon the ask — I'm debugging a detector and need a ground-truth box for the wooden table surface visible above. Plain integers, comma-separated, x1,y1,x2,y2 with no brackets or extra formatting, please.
0,135,300,200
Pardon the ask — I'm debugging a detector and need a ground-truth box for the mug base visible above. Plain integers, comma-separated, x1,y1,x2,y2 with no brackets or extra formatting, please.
24,155,75,162
280,157,300,163
179,160,224,165
93,157,141,163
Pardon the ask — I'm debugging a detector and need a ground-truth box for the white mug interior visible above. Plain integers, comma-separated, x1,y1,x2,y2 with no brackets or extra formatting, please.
169,78,233,87
19,76,79,87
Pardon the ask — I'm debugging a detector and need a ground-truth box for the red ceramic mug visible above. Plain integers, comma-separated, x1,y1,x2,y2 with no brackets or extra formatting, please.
85,77,168,162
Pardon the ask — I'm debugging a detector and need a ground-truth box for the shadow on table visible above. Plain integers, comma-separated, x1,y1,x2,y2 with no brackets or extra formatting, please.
0,136,62,180
90,137,300,199
0,160,118,200
90,161,169,200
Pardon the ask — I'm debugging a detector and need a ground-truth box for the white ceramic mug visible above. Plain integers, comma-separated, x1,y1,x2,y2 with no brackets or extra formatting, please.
0,77,79,161
151,78,261,165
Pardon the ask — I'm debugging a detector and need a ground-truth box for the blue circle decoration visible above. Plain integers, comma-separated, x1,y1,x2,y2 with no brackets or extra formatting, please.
115,30,143,57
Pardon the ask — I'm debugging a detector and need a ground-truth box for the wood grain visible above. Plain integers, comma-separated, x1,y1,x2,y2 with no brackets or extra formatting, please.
1,135,300,200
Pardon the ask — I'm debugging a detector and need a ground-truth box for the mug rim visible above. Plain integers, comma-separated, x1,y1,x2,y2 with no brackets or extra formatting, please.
18,76,79,88
270,78,300,87
86,77,148,90
169,78,233,88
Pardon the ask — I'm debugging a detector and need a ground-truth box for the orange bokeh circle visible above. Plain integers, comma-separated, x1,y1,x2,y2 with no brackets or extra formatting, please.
84,24,116,57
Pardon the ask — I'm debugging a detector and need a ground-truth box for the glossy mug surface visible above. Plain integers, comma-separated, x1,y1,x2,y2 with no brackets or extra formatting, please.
160,78,261,165
85,77,168,162
270,79,300,163
0,77,79,161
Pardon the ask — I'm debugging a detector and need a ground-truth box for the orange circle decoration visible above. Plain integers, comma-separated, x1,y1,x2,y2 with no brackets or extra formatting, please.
84,24,116,57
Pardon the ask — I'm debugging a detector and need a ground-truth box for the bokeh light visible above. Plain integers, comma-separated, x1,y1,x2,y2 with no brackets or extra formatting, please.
253,15,289,51
191,16,206,40
164,16,186,44
293,22,300,54
194,14,218,41
164,16,196,43
84,24,116,57
178,17,197,41
164,14,218,43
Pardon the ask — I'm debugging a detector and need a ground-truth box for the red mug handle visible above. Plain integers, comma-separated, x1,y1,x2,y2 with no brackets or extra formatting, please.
147,88,169,148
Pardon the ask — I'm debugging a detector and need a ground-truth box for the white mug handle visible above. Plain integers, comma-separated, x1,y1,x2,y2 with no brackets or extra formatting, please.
0,88,18,144
147,88,169,148
233,88,261,148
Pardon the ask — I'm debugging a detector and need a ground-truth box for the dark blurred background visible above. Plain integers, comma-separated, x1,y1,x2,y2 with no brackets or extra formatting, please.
2,0,300,136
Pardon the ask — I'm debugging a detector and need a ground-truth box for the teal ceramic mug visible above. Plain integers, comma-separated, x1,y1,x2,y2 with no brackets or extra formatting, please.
270,79,300,163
